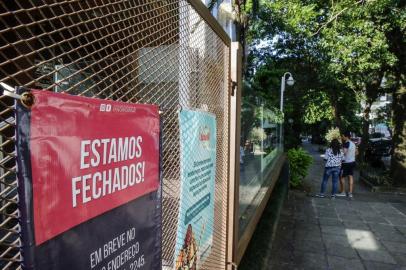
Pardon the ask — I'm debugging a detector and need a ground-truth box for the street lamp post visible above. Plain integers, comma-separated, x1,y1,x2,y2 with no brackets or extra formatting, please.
279,72,295,147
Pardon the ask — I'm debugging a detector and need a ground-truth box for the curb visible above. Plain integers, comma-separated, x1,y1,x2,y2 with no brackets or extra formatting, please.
360,175,406,195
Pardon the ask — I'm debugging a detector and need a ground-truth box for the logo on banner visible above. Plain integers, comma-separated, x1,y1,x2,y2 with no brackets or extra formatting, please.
100,104,112,112
199,126,210,149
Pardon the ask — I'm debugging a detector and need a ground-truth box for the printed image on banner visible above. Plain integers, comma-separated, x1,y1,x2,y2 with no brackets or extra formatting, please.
174,109,216,270
16,89,161,270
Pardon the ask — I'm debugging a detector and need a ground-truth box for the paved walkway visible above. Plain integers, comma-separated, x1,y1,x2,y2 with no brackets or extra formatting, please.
268,142,406,269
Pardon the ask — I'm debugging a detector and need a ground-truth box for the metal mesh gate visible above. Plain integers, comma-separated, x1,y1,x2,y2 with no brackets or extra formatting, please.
0,1,231,269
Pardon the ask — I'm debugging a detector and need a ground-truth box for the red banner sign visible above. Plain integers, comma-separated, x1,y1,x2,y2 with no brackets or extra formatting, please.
28,91,160,245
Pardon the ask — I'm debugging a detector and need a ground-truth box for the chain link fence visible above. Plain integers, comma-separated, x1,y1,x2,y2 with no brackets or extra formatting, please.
0,0,230,269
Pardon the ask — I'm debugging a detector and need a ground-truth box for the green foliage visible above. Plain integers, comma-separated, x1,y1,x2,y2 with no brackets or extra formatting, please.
303,90,334,124
245,0,405,179
287,148,313,187
240,82,283,145
254,106,284,124
325,127,341,143
319,2,397,94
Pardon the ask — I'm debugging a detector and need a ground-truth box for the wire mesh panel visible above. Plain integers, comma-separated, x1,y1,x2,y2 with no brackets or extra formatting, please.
0,0,230,269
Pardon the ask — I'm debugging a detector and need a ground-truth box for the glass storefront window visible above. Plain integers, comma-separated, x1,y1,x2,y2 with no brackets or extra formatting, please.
239,102,283,237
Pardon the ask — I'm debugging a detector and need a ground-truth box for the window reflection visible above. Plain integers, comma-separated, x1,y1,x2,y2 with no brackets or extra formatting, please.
239,102,283,237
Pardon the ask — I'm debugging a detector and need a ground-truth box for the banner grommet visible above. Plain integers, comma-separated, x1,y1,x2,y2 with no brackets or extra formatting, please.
20,92,35,109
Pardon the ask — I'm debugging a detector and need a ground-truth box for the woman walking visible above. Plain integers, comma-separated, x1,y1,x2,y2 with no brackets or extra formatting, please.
316,139,343,198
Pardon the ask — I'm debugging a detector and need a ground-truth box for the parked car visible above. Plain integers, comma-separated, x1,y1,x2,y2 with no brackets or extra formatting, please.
370,132,386,139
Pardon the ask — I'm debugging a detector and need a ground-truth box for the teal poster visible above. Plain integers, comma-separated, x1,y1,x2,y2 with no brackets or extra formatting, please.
174,109,216,270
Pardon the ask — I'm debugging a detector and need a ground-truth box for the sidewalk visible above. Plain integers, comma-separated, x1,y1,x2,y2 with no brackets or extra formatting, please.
267,142,406,269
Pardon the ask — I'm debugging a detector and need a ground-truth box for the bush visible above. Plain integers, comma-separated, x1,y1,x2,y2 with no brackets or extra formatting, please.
287,147,313,187
325,127,341,143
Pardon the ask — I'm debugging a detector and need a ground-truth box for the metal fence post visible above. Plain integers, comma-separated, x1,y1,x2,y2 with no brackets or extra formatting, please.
226,42,242,270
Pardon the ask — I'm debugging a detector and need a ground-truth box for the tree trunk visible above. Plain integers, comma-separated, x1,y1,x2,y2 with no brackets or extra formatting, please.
332,103,342,132
359,74,384,162
359,102,371,163
329,88,342,132
385,17,406,186
391,84,406,186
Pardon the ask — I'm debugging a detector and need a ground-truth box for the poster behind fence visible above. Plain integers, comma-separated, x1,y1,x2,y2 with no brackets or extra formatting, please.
16,89,161,270
174,109,217,270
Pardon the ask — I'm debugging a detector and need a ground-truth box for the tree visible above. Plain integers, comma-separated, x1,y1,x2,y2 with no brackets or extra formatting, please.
244,0,406,183
318,0,396,160
313,0,405,183
382,1,406,185
244,0,362,148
